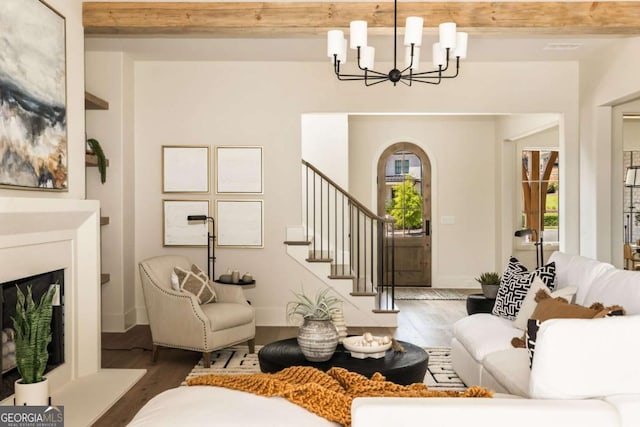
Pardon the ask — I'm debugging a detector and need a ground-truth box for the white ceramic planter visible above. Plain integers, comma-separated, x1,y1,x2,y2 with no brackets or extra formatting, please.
14,377,49,406
297,319,338,362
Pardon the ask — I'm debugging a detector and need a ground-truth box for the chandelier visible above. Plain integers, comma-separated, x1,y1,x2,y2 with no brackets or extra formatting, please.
326,0,468,86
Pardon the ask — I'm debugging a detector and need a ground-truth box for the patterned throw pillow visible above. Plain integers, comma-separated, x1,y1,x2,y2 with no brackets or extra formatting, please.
492,257,556,320
174,266,216,304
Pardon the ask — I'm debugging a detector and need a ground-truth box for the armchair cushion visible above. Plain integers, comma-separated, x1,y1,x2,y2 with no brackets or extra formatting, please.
174,266,216,304
200,302,255,331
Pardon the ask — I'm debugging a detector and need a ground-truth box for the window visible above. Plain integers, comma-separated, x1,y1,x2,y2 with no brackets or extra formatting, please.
394,159,409,175
520,150,559,244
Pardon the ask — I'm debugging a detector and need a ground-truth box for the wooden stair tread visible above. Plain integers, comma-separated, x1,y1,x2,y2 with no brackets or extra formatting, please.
372,309,400,314
328,275,354,280
305,258,333,263
100,216,110,226
283,240,312,246
350,291,378,297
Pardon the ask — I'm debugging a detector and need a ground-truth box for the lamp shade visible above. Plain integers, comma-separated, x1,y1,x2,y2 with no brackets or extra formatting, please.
432,43,446,67
454,32,468,59
360,46,375,69
626,167,640,187
327,30,344,57
350,21,368,49
404,17,424,46
439,22,457,49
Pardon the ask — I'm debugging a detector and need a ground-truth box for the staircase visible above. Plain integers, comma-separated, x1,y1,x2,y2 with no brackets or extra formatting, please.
284,160,398,327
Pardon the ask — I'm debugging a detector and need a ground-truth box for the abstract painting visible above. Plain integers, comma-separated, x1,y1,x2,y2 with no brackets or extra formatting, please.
0,0,67,191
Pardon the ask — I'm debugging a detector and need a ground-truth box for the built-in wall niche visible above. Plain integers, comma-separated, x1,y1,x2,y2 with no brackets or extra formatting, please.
0,270,64,401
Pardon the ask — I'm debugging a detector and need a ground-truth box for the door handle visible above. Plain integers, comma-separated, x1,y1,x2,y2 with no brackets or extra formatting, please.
425,219,430,236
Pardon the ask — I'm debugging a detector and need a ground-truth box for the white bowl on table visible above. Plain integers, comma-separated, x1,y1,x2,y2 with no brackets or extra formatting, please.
342,335,392,359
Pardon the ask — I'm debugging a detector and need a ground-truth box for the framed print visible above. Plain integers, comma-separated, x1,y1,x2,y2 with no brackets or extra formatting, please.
216,200,264,248
216,146,263,194
162,145,210,193
163,199,210,246
0,0,67,191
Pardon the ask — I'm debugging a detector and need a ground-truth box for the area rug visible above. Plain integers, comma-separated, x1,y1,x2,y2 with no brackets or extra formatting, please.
394,287,474,301
183,345,466,391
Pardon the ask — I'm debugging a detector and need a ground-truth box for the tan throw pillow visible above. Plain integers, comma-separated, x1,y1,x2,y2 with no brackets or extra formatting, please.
190,264,217,303
513,277,577,330
174,266,216,304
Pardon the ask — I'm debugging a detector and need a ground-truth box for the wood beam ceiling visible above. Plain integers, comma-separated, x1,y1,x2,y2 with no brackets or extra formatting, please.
83,2,640,36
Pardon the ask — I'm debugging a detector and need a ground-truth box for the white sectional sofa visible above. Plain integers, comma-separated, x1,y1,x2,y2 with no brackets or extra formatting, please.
352,251,640,427
132,252,640,427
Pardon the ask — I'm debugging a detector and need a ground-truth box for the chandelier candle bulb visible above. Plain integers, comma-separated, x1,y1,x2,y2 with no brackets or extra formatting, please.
327,30,344,57
349,20,368,49
454,32,469,59
404,17,423,46
432,43,446,67
360,46,375,69
439,22,457,49
405,46,420,70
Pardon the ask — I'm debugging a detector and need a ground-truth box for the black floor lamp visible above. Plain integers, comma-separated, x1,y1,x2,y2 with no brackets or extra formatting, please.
187,215,216,279
515,228,544,268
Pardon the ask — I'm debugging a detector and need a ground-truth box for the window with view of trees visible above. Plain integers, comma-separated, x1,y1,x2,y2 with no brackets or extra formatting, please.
521,150,560,244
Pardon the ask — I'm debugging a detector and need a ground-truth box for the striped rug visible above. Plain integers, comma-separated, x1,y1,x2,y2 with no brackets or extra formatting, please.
183,345,466,391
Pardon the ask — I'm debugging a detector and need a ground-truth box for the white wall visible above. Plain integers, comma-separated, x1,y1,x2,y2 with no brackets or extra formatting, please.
130,59,580,325
623,119,640,151
348,115,497,287
86,51,136,332
0,0,85,200
579,37,640,264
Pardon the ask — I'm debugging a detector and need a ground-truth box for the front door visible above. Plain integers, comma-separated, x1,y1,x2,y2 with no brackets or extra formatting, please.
377,143,432,287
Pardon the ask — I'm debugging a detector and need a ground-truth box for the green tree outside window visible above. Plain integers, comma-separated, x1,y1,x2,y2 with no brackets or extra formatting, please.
387,176,422,229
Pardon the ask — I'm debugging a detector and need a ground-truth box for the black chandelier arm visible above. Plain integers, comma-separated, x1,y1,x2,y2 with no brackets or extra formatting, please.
364,76,391,86
404,76,443,85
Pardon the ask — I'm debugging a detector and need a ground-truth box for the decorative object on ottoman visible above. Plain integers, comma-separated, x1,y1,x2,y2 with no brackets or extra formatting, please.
12,284,57,406
475,272,501,299
331,308,348,343
287,288,341,362
343,334,391,359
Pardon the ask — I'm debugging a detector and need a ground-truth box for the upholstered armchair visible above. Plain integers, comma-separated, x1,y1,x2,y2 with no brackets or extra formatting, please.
139,255,255,367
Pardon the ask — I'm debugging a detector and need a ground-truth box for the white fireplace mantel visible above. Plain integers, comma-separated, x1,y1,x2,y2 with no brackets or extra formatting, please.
0,197,144,426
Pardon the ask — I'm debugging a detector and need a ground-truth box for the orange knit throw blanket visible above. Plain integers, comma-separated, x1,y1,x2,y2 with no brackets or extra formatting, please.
187,366,492,426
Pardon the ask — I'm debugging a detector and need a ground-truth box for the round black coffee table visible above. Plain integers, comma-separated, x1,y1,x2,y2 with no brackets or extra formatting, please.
258,337,428,385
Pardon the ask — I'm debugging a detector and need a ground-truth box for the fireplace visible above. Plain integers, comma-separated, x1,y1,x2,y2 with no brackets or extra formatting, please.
0,269,65,401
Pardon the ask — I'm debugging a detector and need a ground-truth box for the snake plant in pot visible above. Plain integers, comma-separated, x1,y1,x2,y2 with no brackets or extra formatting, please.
287,287,341,362
12,285,56,405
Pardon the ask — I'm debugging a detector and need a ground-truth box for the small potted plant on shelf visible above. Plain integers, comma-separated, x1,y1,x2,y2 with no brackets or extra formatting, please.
475,272,501,299
86,138,107,184
287,287,341,362
12,285,56,406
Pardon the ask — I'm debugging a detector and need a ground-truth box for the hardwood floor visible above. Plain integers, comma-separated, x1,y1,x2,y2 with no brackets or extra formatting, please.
93,299,467,426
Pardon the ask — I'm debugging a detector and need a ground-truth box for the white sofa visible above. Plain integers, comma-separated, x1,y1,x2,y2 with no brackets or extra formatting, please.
131,252,640,427
352,251,640,427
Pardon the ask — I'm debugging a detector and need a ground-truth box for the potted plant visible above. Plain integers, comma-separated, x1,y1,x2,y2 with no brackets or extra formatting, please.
475,272,501,299
86,138,107,184
12,285,56,406
287,287,341,362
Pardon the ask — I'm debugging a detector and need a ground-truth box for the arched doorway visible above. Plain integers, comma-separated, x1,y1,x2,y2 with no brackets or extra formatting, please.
377,142,432,287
